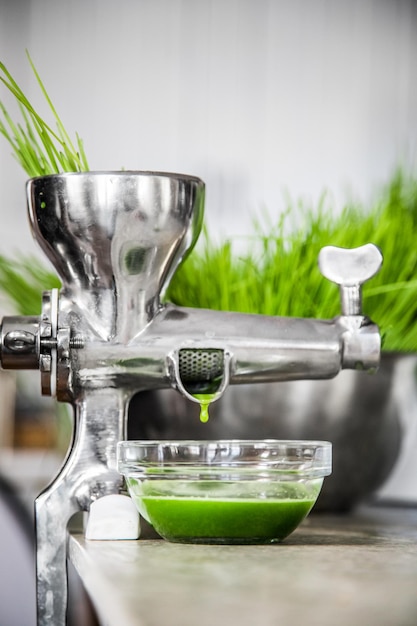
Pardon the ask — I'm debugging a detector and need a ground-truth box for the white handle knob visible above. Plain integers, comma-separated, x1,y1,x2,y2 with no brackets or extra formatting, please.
318,244,383,315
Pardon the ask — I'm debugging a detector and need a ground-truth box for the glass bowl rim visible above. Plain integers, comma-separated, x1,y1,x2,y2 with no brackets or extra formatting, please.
117,439,332,477
118,438,332,447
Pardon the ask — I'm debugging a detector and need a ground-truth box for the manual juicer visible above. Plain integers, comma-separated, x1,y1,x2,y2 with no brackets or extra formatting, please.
0,171,382,625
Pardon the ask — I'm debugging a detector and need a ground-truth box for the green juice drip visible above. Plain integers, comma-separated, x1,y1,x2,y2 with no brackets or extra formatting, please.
193,393,216,423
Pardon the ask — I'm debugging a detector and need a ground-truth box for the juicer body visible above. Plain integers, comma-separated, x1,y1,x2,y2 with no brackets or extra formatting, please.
0,172,382,625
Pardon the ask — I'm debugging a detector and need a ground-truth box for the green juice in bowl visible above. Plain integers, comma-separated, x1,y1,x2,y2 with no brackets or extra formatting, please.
118,440,332,545
125,477,322,544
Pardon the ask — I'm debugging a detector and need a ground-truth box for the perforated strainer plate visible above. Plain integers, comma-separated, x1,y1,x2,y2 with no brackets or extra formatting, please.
178,348,224,382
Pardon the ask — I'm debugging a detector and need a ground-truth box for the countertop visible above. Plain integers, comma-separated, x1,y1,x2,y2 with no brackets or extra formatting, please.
68,504,417,626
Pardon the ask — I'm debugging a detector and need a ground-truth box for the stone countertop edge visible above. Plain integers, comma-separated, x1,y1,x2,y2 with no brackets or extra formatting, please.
68,504,417,626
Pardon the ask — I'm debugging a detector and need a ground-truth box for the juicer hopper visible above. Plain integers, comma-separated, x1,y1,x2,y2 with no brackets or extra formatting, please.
0,171,382,625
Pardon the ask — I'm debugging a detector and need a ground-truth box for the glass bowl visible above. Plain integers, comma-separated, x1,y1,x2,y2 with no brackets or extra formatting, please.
117,439,332,544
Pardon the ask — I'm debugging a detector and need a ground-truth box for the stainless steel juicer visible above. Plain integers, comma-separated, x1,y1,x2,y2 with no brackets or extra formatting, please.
0,171,382,625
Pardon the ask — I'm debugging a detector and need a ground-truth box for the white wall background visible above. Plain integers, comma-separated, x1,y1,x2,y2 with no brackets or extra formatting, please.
0,0,416,260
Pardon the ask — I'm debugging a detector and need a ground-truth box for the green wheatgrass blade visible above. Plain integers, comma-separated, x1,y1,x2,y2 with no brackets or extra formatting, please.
26,51,81,161
76,132,89,171
20,104,61,173
26,50,89,172
0,254,60,316
0,62,59,142
0,108,42,176
0,53,89,176
18,106,60,175
1,56,63,145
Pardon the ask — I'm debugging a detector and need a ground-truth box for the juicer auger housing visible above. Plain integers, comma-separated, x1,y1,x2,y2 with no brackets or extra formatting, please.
0,171,382,625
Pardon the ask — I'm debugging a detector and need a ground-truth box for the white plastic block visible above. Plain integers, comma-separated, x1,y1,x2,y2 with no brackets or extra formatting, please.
85,494,140,540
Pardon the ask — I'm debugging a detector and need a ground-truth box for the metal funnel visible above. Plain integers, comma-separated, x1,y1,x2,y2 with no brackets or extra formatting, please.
26,171,205,339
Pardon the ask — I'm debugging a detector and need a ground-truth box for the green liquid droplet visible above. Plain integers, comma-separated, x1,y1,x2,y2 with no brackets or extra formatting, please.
200,404,209,423
193,394,215,423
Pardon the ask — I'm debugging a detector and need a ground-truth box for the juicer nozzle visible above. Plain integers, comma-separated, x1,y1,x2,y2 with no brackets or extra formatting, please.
167,347,232,403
